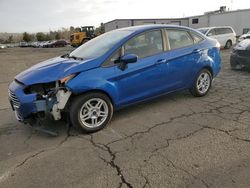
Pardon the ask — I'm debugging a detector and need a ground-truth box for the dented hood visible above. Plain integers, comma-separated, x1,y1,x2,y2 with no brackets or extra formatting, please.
15,57,98,85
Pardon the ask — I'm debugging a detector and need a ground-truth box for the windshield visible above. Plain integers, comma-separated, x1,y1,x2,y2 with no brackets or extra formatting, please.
197,28,209,35
69,30,133,59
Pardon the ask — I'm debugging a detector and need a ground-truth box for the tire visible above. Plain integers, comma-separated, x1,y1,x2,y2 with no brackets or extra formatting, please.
190,69,212,97
70,92,113,133
225,40,232,49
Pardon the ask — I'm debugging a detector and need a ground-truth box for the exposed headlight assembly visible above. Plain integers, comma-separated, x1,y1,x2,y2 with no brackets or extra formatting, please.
60,74,76,84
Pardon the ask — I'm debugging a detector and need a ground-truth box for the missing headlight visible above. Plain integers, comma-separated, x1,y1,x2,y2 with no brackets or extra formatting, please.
24,82,57,98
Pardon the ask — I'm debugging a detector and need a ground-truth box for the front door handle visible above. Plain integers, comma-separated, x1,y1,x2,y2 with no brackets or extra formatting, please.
156,59,167,64
193,49,202,53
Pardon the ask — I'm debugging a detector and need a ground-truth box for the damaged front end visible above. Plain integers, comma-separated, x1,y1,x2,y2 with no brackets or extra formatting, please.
9,79,72,126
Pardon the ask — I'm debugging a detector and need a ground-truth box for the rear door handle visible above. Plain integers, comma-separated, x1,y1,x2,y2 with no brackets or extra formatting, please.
156,59,167,64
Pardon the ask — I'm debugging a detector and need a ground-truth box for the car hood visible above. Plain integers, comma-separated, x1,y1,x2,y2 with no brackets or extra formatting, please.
234,39,250,50
240,34,250,38
15,57,98,85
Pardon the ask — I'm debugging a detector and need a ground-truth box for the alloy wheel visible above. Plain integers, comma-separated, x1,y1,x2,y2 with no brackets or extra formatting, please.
196,72,211,94
79,98,109,128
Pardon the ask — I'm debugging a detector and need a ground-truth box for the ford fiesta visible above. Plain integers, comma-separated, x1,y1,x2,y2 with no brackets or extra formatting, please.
9,25,221,133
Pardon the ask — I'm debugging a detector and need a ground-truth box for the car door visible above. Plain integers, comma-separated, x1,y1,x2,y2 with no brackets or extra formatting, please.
164,29,204,89
113,29,169,106
207,28,217,40
214,28,227,46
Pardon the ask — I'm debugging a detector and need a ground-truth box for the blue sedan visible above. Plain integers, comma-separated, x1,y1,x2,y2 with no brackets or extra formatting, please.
9,25,221,133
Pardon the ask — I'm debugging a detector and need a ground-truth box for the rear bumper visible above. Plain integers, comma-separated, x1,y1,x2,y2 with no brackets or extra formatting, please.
230,53,250,68
8,81,37,122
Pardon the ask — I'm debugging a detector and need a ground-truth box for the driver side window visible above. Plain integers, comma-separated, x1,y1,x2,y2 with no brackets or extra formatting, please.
124,30,163,59
207,29,216,36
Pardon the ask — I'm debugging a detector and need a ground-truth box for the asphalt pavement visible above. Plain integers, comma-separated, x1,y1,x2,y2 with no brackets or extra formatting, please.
0,47,250,188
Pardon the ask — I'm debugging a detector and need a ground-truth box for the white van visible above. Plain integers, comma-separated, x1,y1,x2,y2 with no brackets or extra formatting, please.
198,26,236,49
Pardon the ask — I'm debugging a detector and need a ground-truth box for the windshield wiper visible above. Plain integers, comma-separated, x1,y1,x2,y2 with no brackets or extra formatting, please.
61,54,84,60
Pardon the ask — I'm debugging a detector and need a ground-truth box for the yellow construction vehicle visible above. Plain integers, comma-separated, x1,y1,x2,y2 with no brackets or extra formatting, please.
70,26,95,47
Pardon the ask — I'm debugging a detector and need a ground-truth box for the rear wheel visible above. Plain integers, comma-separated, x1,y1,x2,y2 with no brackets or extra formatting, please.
190,69,212,97
225,40,232,49
70,92,113,133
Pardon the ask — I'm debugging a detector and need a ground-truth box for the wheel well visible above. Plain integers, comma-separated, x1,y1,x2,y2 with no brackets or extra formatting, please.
225,40,232,46
70,89,114,106
203,66,213,77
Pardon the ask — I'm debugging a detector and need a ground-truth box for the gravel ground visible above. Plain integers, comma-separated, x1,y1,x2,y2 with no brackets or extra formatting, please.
0,47,250,188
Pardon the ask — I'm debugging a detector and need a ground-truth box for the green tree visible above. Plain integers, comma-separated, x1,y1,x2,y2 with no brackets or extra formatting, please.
6,35,13,43
23,32,32,42
70,26,75,33
100,23,105,34
45,34,51,41
55,32,61,40
95,23,105,35
75,27,81,32
36,32,46,41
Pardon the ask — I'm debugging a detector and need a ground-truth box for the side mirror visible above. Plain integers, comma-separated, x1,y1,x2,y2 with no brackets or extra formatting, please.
120,54,138,64
116,54,138,71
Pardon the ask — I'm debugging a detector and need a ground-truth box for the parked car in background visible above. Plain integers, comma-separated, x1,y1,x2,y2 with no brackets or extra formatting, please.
230,39,250,69
238,31,250,42
0,44,7,49
48,40,67,47
38,41,47,48
42,40,55,48
9,25,221,133
19,42,29,47
198,26,236,49
31,42,40,48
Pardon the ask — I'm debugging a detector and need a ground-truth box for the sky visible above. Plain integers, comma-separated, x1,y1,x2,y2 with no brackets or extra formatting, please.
0,0,249,33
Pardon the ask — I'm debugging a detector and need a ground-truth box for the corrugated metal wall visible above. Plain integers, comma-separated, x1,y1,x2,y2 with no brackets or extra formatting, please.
104,9,250,36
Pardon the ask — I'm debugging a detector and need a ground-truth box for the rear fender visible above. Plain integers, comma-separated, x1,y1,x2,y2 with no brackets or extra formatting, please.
189,47,220,87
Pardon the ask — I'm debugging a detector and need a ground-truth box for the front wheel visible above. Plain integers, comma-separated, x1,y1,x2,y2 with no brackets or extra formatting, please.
190,69,212,97
70,92,113,133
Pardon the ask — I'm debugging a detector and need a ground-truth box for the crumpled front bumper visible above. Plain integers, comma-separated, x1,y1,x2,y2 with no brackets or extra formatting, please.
8,80,37,122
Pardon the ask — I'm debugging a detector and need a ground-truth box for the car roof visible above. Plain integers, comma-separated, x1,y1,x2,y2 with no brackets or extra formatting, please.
198,26,233,30
116,24,197,33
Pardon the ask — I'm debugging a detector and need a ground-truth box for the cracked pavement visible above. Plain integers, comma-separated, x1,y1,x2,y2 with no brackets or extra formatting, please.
0,47,250,188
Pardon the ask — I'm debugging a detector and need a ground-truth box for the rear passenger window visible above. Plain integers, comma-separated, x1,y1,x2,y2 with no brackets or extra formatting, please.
124,30,163,58
167,30,193,50
216,28,227,35
191,32,204,44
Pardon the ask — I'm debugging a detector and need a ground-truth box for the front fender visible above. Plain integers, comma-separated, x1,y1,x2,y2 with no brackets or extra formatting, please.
65,68,119,108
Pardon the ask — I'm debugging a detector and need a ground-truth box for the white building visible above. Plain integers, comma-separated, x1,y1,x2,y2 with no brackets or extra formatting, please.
104,7,250,36
104,18,188,33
